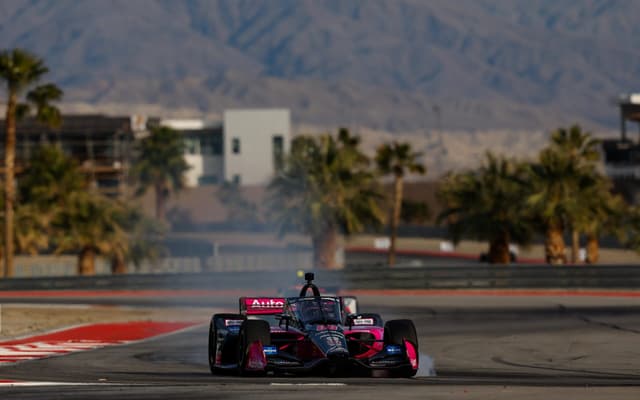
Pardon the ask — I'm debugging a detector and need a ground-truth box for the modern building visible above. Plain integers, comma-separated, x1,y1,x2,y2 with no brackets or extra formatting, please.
0,108,291,195
0,114,145,196
602,93,640,202
160,108,291,187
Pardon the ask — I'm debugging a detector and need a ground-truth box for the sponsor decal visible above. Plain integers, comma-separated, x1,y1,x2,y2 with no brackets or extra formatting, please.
353,318,374,326
224,320,244,327
248,299,284,309
244,298,285,314
385,345,402,355
263,345,278,355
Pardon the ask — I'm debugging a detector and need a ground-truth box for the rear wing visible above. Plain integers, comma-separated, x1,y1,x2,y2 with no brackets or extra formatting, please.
240,297,286,315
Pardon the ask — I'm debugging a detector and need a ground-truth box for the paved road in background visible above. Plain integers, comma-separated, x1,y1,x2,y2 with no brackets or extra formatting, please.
346,251,479,267
1,294,639,399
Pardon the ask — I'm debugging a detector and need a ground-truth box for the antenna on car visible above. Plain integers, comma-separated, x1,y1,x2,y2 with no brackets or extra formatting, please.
299,272,320,297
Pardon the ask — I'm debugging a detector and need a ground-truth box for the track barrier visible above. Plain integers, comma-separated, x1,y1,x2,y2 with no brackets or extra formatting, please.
0,264,639,291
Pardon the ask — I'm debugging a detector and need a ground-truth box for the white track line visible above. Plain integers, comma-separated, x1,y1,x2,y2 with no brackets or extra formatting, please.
270,383,347,386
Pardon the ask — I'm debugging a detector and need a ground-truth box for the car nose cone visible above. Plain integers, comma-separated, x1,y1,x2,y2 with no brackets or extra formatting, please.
327,348,349,360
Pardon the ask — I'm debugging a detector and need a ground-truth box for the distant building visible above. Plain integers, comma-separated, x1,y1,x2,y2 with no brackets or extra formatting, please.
602,93,640,202
158,118,224,187
0,108,291,196
161,109,291,187
0,114,144,196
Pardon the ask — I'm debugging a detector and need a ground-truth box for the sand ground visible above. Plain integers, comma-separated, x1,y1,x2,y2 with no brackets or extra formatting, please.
346,234,640,264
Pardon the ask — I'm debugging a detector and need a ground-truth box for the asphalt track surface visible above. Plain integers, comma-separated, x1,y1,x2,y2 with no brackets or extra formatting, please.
1,293,640,399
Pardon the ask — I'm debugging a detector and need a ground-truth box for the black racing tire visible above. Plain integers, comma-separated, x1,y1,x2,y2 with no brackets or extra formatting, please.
238,319,271,375
210,313,245,374
384,319,419,377
208,318,217,375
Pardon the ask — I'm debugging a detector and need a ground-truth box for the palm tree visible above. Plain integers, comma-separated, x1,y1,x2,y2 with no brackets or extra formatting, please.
14,145,161,275
17,145,147,275
375,141,426,266
0,48,62,277
52,191,128,275
549,125,600,164
548,125,600,263
268,129,384,269
438,153,533,264
130,126,190,221
572,174,627,264
14,145,86,255
526,149,583,264
0,201,52,258
19,145,86,208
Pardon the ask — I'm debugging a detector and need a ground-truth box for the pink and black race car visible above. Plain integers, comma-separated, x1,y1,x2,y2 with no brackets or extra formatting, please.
208,273,419,377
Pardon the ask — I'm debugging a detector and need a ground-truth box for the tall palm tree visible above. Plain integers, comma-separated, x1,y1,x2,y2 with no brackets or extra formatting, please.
549,125,600,164
0,48,62,277
375,141,426,266
526,149,585,265
130,126,190,221
268,129,384,269
438,153,533,264
548,125,600,263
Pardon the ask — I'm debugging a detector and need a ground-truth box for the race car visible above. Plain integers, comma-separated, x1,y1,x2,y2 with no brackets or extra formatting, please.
208,273,419,377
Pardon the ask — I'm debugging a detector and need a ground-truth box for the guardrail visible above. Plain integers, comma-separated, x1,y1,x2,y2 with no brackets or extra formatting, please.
11,253,313,277
339,264,640,289
0,264,639,291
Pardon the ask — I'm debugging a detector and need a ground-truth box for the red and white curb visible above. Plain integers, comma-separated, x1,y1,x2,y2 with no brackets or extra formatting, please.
0,321,197,366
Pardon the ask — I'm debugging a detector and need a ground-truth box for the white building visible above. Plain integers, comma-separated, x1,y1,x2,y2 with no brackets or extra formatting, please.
160,109,291,187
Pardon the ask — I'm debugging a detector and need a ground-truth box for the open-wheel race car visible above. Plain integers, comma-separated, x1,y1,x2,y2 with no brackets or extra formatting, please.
208,273,419,377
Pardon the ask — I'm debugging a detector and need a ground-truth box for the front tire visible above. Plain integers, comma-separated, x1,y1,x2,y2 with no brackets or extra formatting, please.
384,319,419,377
208,319,217,375
209,313,245,375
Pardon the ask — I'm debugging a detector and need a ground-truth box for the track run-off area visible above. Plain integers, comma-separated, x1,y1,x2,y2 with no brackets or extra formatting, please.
0,290,639,399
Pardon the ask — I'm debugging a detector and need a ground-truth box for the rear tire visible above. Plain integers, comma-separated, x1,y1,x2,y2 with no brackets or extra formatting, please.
384,319,419,377
208,319,217,375
238,319,271,375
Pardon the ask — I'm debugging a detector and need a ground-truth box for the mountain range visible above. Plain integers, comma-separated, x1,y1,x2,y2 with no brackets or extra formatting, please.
1,0,639,134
